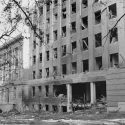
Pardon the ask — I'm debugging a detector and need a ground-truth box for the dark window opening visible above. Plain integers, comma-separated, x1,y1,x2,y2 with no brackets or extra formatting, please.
82,37,88,51
45,85,49,97
33,40,36,49
95,56,102,70
94,0,99,2
46,18,50,24
54,0,58,6
32,86,35,97
72,62,77,74
62,8,66,19
46,68,49,78
95,33,102,47
53,66,57,78
52,105,58,112
38,86,42,92
71,2,76,14
33,55,36,64
110,53,119,68
110,28,118,43
39,6,43,15
39,104,42,111
33,71,36,79
109,3,117,19
46,34,49,44
62,64,67,75
39,69,42,78
54,13,58,22
95,10,101,24
39,53,42,63
45,105,49,111
46,51,49,61
53,30,58,41
72,41,77,53
53,48,57,59
62,106,67,112
53,84,67,97
71,22,76,33
81,16,88,30
40,37,44,46
82,0,88,8
46,3,50,12
83,59,89,72
62,45,66,56
62,26,66,37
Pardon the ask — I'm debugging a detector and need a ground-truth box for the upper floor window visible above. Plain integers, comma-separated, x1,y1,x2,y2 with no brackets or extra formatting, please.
54,13,58,22
110,28,118,43
53,30,58,41
71,2,76,14
62,64,67,75
39,53,42,63
71,41,77,53
46,51,49,61
54,0,58,6
82,37,88,51
39,69,42,78
82,0,88,8
110,53,119,68
39,6,43,15
33,55,36,64
95,33,102,47
95,56,102,70
46,34,49,44
53,48,58,59
62,45,66,56
33,40,36,49
46,68,49,78
95,10,101,24
70,21,76,33
72,62,77,74
81,16,88,30
62,8,66,19
33,71,36,79
83,59,89,72
108,3,117,19
62,26,66,37
32,86,35,97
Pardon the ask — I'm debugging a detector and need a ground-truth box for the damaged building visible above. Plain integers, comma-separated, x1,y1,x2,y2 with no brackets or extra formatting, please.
0,0,125,113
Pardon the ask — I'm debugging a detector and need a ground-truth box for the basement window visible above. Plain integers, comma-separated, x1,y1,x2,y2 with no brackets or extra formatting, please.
72,41,77,53
33,55,36,64
53,66,57,78
62,8,66,19
39,53,42,63
83,59,89,72
108,3,117,19
71,2,76,14
33,71,36,79
53,30,58,41
72,62,77,74
82,0,88,8
46,51,49,61
53,84,67,97
81,16,88,30
62,64,67,75
62,45,66,56
46,34,49,44
62,26,66,37
53,48,58,59
39,69,42,78
46,68,49,78
95,33,102,47
110,53,119,68
45,85,49,97
71,22,76,33
45,105,49,111
82,37,88,51
32,86,35,97
95,56,102,70
95,10,101,24
110,28,118,43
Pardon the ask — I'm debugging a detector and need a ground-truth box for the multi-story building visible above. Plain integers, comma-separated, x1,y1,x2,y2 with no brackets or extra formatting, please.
24,0,125,113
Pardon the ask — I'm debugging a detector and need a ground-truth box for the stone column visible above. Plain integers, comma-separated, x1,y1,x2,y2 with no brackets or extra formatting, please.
90,82,96,104
67,84,72,112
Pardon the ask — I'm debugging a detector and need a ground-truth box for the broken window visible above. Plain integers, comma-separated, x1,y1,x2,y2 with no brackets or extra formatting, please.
39,69,42,78
46,68,49,77
33,40,36,49
45,85,49,97
62,26,66,37
53,48,57,59
110,28,118,43
72,41,77,53
46,34,49,44
53,30,58,41
39,53,42,63
62,64,67,75
53,66,57,78
38,86,42,93
81,16,88,30
53,84,67,97
54,13,58,22
62,45,66,56
110,53,119,68
45,105,49,111
83,59,89,72
46,51,49,61
71,21,76,33
95,56,102,70
62,8,66,19
33,71,36,79
95,10,101,24
32,86,35,97
72,62,77,74
108,3,117,19
95,33,102,47
82,0,88,8
82,37,88,51
71,2,76,14
33,55,36,64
